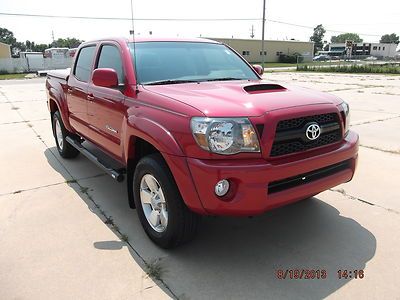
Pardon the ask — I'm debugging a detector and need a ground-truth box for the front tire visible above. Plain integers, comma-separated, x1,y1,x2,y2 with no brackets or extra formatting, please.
133,154,200,248
52,111,79,159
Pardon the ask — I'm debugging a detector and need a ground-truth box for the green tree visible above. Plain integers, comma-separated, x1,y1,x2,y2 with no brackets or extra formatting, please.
0,28,27,56
331,33,363,43
53,37,83,48
32,44,50,52
24,40,50,52
25,40,32,51
310,24,326,54
12,42,26,56
0,27,17,46
380,33,399,44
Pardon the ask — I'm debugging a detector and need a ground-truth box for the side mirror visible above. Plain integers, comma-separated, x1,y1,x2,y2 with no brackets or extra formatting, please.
252,64,264,76
92,68,119,88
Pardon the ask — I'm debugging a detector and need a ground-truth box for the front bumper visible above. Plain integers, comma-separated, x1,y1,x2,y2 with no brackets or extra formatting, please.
184,130,358,216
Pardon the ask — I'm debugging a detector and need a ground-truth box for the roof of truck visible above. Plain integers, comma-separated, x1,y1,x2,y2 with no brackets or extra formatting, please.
129,37,220,43
83,37,221,45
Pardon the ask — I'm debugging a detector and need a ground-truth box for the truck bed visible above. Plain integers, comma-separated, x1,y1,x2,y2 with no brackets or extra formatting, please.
47,68,71,81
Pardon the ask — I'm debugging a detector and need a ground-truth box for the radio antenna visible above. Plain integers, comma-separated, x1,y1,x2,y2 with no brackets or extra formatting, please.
130,0,138,89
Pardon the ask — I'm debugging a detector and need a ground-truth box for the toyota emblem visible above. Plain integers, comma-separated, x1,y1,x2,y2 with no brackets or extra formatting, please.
305,123,321,140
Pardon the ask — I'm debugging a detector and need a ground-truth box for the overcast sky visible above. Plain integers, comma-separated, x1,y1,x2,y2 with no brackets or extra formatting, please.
1,0,399,45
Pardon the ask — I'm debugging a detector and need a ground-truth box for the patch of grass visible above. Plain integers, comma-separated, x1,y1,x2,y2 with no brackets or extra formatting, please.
0,73,28,80
66,179,77,184
145,258,165,281
80,186,89,193
297,63,400,74
121,234,129,242
306,61,345,67
104,216,114,226
263,62,297,68
263,69,294,73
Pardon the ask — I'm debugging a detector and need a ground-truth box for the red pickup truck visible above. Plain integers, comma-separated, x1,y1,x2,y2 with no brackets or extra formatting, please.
46,37,358,248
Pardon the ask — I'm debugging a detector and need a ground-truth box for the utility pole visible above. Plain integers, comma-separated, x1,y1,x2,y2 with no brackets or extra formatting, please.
261,0,266,69
130,0,135,38
250,25,255,38
51,30,55,46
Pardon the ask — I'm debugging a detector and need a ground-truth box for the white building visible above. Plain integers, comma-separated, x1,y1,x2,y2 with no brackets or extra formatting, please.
370,43,398,57
328,42,398,58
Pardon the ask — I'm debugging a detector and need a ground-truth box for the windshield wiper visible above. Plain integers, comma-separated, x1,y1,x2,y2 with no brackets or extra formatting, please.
145,79,199,85
203,77,246,82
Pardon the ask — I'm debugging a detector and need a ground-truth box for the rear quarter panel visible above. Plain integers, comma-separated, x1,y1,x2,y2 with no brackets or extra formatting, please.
46,74,74,132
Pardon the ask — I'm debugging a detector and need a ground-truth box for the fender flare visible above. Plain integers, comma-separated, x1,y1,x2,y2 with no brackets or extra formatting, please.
123,116,207,214
123,115,184,162
48,87,73,132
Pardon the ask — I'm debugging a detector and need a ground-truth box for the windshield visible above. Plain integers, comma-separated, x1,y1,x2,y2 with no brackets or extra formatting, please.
129,42,258,84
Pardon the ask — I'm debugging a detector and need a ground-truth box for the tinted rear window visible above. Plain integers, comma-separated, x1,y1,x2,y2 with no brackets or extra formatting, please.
74,46,96,82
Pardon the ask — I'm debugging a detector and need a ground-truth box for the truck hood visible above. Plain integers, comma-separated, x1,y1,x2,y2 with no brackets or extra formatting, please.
143,80,342,117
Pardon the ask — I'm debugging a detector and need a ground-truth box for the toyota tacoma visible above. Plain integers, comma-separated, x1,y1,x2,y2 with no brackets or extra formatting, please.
46,37,358,248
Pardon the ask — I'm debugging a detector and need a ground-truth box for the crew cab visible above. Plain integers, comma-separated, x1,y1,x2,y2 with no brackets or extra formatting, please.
46,37,358,248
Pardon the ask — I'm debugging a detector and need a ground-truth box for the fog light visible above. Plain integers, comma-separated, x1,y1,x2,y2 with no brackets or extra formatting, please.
215,179,230,197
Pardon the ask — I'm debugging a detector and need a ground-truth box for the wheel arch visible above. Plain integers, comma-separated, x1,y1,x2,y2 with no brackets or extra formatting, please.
124,118,206,214
123,116,185,164
47,87,73,132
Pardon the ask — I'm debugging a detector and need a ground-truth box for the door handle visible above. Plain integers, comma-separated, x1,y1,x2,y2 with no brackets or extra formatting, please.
87,94,95,101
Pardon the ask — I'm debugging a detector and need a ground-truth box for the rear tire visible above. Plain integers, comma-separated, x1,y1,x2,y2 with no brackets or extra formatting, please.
133,153,200,248
52,111,79,159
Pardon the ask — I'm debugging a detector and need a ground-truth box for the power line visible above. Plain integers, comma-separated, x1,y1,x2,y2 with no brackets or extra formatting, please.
0,12,260,21
0,12,384,37
326,22,400,26
267,19,382,37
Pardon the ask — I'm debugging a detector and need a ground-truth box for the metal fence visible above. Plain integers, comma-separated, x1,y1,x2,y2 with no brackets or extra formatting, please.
0,56,73,74
296,54,400,72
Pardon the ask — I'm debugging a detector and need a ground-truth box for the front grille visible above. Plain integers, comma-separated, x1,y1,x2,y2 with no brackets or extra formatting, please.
268,160,351,194
276,113,337,131
270,113,342,157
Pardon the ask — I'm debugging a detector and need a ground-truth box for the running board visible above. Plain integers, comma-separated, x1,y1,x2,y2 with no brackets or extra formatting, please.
65,136,125,182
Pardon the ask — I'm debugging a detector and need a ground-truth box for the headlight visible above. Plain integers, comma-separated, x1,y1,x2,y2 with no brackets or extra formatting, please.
340,101,350,134
191,117,260,155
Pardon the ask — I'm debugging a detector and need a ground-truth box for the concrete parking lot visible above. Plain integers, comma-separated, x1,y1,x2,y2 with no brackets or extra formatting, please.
0,73,399,299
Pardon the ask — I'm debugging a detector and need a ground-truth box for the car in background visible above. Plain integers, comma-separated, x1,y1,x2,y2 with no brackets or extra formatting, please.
365,56,378,61
313,54,330,61
69,48,78,57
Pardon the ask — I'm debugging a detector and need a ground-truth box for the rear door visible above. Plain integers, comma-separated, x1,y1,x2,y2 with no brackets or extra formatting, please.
67,45,97,136
87,43,125,158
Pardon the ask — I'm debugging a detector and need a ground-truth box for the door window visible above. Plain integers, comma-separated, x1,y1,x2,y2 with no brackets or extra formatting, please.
97,45,124,84
74,46,96,82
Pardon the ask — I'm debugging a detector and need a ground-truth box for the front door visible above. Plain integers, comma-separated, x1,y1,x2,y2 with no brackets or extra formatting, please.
87,43,125,159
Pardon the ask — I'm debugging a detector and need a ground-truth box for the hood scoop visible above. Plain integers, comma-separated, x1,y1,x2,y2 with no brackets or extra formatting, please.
244,83,286,94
